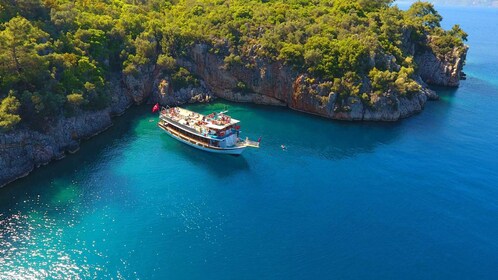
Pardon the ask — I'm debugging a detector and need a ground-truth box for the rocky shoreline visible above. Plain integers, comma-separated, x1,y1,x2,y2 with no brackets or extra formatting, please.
0,42,467,188
0,82,129,188
178,41,467,122
0,76,214,188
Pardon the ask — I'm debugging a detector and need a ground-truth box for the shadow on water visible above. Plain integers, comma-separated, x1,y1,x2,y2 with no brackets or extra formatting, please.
429,85,459,96
160,135,251,178
296,118,404,160
422,76,496,130
424,84,459,118
186,101,405,160
1,99,417,206
0,105,150,212
429,84,460,103
0,105,155,279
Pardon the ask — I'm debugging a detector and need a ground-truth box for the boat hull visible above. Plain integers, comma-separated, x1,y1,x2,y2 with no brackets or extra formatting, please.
159,124,246,155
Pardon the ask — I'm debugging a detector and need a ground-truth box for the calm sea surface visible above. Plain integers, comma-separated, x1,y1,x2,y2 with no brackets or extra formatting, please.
1,6,498,280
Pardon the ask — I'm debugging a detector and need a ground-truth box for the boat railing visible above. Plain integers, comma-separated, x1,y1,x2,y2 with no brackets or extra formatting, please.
160,107,259,150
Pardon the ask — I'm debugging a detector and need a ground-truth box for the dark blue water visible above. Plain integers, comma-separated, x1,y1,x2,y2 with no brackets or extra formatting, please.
1,6,498,279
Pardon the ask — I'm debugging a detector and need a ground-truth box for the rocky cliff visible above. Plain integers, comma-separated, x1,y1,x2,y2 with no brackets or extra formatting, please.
0,81,129,187
0,74,211,187
415,44,468,87
174,43,467,122
0,41,467,188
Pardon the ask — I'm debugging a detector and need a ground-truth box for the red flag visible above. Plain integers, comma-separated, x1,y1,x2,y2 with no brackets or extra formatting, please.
258,136,262,142
152,103,159,113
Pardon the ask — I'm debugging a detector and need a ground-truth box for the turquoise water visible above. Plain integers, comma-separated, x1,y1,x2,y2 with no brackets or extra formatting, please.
1,6,498,279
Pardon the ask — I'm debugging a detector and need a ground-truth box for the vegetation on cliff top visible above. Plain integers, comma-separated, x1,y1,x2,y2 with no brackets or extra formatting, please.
0,0,467,131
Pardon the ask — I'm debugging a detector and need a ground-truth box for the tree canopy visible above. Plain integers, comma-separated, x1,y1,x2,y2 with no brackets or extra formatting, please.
0,0,467,130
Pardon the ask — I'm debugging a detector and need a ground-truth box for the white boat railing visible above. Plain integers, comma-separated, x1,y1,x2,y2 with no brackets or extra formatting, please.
160,107,260,150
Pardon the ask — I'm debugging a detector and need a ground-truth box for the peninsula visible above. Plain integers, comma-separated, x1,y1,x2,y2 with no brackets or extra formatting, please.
0,0,467,186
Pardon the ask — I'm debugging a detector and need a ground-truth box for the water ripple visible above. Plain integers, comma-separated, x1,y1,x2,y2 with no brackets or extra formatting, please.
0,207,102,279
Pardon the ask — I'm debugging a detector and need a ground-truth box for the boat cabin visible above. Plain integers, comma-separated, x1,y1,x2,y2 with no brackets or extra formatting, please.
159,107,242,149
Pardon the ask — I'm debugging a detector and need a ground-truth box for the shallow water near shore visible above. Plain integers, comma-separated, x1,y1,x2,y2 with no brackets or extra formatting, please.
1,6,498,279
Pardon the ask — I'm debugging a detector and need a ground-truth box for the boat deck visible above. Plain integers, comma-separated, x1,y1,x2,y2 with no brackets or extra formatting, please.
160,107,239,140
159,122,251,149
158,106,259,153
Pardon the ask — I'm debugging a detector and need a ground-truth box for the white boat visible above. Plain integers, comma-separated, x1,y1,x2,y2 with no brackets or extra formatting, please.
158,107,260,155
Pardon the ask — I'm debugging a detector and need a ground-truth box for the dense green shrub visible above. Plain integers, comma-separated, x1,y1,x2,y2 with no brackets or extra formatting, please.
66,93,85,106
171,68,200,89
369,67,421,96
0,95,21,131
0,0,467,129
430,25,468,58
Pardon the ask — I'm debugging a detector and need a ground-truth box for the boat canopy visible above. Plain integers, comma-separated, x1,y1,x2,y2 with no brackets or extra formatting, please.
205,119,240,130
160,106,240,133
158,106,259,154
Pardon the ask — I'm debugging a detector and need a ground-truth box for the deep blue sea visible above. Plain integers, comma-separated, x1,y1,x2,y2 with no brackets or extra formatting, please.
1,6,498,280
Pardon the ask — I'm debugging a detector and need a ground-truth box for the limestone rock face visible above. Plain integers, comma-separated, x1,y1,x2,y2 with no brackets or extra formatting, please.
0,37,468,187
363,94,400,121
177,44,291,106
122,64,159,104
122,55,214,107
0,65,216,187
177,43,460,122
415,45,468,87
0,111,114,187
0,84,131,187
290,75,334,116
149,79,214,106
